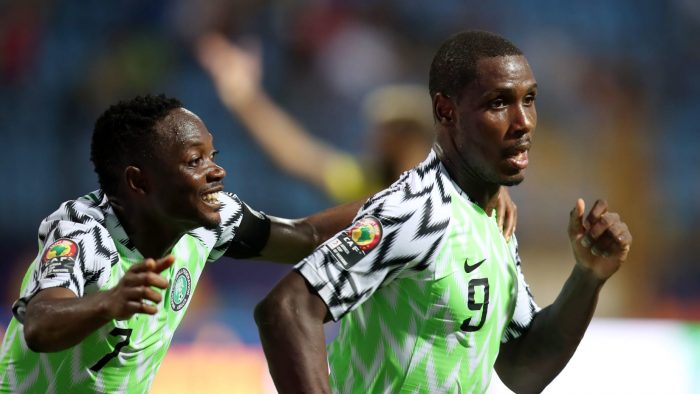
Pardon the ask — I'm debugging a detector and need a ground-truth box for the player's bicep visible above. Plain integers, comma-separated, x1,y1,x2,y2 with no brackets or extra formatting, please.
30,287,78,302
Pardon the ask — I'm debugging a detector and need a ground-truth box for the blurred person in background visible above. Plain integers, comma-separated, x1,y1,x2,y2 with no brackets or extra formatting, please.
197,33,431,203
0,94,368,393
255,30,633,394
196,33,519,237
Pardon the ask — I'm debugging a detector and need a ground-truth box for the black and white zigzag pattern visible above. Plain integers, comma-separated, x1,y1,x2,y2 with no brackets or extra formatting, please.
297,151,538,337
189,191,244,262
297,152,452,321
14,191,117,321
501,237,539,342
13,189,245,322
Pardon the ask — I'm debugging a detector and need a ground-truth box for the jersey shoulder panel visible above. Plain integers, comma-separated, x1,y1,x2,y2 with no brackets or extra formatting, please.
357,152,453,271
13,191,117,321
188,191,244,262
296,152,454,320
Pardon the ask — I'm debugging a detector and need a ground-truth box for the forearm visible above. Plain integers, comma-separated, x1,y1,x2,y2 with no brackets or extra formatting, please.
24,290,111,352
233,92,338,188
303,199,365,243
261,200,364,264
254,275,331,393
497,265,604,392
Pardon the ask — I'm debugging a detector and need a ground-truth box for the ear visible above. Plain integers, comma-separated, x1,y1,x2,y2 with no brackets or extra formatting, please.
433,93,456,126
124,166,149,195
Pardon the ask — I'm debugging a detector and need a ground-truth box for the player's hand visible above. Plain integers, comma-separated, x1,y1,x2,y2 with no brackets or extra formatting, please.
196,32,262,110
568,199,632,281
102,255,175,320
496,187,517,242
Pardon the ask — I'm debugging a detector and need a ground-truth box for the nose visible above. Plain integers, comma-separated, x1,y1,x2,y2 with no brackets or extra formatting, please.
208,162,226,182
509,103,536,138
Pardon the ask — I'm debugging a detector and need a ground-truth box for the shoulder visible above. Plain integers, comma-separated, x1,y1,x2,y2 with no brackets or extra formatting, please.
189,191,246,253
346,154,452,272
43,191,108,226
38,191,117,266
39,191,111,241
359,152,451,225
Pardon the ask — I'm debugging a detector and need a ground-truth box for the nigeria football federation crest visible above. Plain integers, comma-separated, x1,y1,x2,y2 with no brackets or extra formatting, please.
170,267,191,311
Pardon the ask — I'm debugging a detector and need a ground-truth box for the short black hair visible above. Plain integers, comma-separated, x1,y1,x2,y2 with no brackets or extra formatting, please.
429,30,523,99
90,94,183,195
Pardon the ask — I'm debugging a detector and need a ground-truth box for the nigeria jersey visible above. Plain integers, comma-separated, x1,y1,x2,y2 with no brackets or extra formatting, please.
0,190,247,393
297,151,539,394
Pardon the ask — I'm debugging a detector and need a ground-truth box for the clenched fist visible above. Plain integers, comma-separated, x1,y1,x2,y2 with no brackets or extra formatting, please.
568,199,632,281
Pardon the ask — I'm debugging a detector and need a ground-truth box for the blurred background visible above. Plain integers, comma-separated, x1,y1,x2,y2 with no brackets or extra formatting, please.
1,0,699,392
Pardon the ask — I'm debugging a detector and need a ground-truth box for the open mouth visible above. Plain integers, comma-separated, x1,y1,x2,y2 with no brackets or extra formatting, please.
506,150,529,170
201,191,222,207
503,140,531,171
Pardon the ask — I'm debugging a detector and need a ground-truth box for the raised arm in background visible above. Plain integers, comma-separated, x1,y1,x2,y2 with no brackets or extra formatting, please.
197,33,344,191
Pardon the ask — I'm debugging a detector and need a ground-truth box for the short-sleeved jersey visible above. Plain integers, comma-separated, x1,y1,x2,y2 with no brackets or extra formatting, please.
296,151,538,394
0,190,253,393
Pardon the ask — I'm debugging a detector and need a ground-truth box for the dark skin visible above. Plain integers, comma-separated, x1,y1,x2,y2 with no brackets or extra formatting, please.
255,55,632,393
22,108,364,352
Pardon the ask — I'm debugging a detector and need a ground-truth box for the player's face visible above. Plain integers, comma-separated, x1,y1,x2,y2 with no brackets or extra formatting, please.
148,108,226,229
452,55,537,186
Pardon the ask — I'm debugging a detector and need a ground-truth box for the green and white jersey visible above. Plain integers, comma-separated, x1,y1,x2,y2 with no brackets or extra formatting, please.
0,190,249,393
297,151,538,394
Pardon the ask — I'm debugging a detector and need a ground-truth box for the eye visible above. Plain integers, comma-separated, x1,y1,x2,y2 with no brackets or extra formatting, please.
210,150,219,160
489,98,506,109
188,156,203,167
523,93,537,106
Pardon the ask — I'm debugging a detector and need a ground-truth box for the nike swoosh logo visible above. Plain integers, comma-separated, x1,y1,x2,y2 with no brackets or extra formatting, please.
464,258,486,273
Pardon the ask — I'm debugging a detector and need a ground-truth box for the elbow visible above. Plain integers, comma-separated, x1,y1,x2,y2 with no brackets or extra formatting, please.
253,297,273,329
501,379,547,394
254,289,296,335
496,352,558,394
255,272,328,339
296,217,323,248
23,321,49,353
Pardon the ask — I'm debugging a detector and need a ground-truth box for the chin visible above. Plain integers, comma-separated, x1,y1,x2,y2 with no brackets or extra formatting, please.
502,179,523,187
500,172,526,186
199,212,222,229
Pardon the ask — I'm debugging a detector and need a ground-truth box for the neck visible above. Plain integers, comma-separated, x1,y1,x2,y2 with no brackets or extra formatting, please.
111,203,185,259
434,143,501,215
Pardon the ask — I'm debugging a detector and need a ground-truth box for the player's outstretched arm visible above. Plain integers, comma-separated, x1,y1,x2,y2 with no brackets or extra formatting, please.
254,271,331,394
495,199,632,393
257,199,365,264
196,33,345,192
23,256,174,352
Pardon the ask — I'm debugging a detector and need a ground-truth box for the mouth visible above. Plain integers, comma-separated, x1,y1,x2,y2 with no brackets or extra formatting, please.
200,187,223,209
503,141,531,170
506,150,529,170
